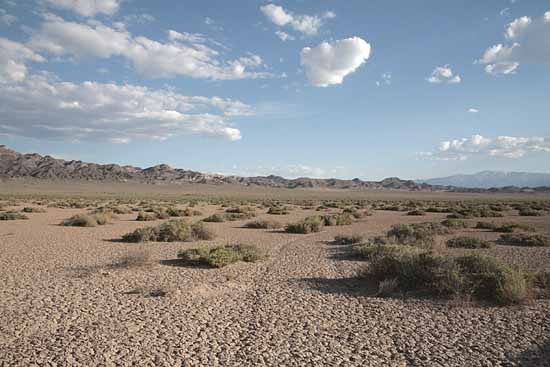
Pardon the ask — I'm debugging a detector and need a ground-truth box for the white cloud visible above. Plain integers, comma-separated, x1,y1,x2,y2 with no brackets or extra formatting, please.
467,108,479,113
231,164,348,179
28,15,271,80
421,134,550,160
260,3,334,36
275,30,294,41
44,0,122,17
478,11,550,75
0,39,252,143
426,65,461,84
376,72,392,87
0,8,17,26
0,37,45,82
300,37,371,87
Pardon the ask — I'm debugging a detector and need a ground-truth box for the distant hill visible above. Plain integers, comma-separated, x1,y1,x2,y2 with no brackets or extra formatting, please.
0,145,431,191
418,171,550,189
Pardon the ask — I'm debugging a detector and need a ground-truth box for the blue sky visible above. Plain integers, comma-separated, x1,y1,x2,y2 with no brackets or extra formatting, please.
0,0,549,180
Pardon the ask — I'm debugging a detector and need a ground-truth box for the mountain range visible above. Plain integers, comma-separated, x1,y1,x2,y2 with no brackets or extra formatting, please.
1,145,548,193
417,171,550,189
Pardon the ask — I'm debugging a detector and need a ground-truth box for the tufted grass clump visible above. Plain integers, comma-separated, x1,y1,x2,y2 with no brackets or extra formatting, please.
203,214,226,223
136,211,158,221
285,216,324,234
322,213,354,226
121,220,215,243
0,211,29,220
447,236,493,249
177,244,263,268
243,219,282,229
498,233,550,247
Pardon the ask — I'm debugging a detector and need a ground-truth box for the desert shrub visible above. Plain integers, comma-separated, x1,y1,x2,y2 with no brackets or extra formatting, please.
456,254,526,304
407,209,426,216
518,208,544,216
367,250,527,304
110,251,151,269
225,206,255,214
285,216,324,234
475,221,498,230
441,219,468,229
498,233,550,247
224,212,256,221
243,219,282,229
178,244,262,268
203,214,225,223
121,220,215,243
0,212,28,220
267,206,289,215
353,243,421,261
322,213,354,226
447,236,493,249
387,222,449,247
110,206,133,214
377,278,399,297
425,207,451,213
136,211,157,221
22,207,46,213
333,234,364,246
61,214,109,227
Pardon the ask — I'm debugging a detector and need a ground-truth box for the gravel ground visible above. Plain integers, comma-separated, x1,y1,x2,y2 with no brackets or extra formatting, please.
1,204,549,366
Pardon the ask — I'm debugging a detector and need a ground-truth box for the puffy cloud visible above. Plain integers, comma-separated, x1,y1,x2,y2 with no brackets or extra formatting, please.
28,15,271,80
260,3,334,36
275,30,294,41
478,11,550,75
0,40,252,143
467,108,479,113
421,134,550,160
426,65,461,84
300,37,371,87
44,0,121,17
0,37,45,82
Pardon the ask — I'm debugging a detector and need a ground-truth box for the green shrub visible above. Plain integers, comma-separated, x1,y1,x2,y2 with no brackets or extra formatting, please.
61,214,112,227
243,219,282,229
333,234,364,246
387,222,449,247
285,216,324,234
322,213,354,226
224,212,256,221
498,233,550,247
22,207,46,213
441,219,468,229
475,221,497,230
177,244,262,268
121,220,215,243
367,250,527,304
518,208,544,216
407,209,426,216
0,211,28,220
267,206,289,215
203,214,225,223
136,211,157,221
447,236,493,249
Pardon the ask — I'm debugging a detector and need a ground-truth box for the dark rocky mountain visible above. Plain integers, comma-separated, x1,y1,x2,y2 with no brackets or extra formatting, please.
418,171,550,189
1,145,548,193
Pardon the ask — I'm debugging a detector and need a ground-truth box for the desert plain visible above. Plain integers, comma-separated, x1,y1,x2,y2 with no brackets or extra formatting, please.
0,182,549,367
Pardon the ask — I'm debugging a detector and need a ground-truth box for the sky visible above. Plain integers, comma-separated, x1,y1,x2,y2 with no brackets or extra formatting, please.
0,0,549,180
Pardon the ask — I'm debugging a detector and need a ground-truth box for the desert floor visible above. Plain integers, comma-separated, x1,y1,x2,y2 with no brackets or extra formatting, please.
1,196,550,366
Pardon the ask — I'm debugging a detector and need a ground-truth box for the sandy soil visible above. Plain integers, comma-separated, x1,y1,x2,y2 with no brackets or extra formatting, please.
1,200,549,366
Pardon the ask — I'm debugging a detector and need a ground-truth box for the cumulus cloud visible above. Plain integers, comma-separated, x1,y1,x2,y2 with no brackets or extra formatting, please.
467,108,479,113
0,38,45,82
426,65,461,84
478,11,550,75
260,3,334,36
44,0,122,17
0,39,251,143
420,134,550,160
300,37,371,87
275,30,294,41
28,15,271,80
